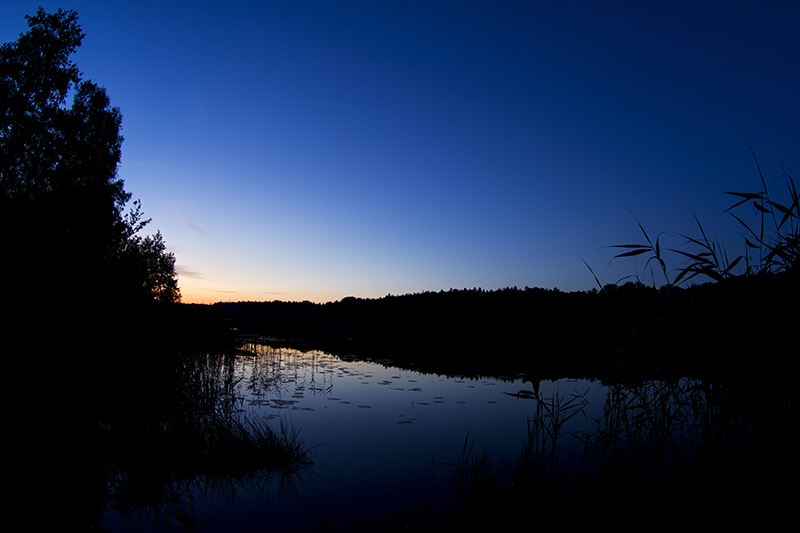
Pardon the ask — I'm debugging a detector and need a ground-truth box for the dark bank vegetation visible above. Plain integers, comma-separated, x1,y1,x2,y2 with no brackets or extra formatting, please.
215,270,798,384
0,8,180,309
1,9,310,532
430,377,800,530
4,7,798,532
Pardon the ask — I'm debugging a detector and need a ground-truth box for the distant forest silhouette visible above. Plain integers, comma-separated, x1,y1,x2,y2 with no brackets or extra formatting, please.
3,8,798,531
210,274,798,381
214,143,800,380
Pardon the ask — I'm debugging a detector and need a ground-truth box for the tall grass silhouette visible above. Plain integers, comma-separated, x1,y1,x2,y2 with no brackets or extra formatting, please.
605,149,797,286
437,377,800,529
101,349,312,530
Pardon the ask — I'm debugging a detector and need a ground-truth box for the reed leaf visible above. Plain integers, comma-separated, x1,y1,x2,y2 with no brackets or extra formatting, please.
610,153,797,286
582,258,603,290
721,255,744,276
607,214,671,286
753,200,772,214
611,247,651,259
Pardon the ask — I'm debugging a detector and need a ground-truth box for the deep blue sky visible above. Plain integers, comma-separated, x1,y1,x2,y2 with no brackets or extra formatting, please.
3,1,798,303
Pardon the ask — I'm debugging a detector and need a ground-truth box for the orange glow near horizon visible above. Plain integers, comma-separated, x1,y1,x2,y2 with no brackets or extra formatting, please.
178,285,337,305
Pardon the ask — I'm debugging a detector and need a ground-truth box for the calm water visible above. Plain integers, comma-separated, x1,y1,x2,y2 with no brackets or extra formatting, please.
106,342,605,531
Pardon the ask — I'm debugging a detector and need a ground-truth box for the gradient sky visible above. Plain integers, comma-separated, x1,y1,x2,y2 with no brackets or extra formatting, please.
3,1,798,303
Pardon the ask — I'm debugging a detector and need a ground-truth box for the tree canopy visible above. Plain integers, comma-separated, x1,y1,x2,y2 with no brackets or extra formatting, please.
1,8,180,304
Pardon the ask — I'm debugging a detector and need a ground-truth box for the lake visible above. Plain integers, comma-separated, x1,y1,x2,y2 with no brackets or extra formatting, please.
101,337,800,531
104,340,606,531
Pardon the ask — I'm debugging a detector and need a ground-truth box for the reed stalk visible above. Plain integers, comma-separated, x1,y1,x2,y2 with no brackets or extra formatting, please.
443,377,800,527
597,150,797,287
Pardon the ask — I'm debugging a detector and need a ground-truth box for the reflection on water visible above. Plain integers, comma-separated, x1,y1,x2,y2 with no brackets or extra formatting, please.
101,341,800,531
195,342,603,531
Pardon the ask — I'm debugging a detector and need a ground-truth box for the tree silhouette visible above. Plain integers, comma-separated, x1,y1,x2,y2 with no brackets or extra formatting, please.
1,7,180,304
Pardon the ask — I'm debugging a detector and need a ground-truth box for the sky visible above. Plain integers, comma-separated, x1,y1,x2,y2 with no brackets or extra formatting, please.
2,1,798,303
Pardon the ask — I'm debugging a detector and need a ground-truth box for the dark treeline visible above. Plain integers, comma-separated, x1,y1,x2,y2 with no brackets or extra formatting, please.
211,271,799,382
3,8,798,529
1,6,189,440
1,10,308,531
1,8,182,355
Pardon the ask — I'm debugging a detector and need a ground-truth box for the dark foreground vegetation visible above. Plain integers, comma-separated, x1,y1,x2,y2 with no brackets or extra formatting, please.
423,377,800,530
4,7,798,532
2,10,311,532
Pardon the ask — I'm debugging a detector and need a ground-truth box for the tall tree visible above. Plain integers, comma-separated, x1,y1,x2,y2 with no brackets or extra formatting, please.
0,7,180,304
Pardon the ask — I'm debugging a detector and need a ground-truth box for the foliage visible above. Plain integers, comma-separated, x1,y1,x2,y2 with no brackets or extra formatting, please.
606,150,798,287
606,213,671,286
113,199,181,303
674,150,798,283
101,349,311,529
437,378,800,529
0,7,180,303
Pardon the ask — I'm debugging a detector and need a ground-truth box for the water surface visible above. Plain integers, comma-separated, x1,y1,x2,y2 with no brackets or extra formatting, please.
106,342,603,531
